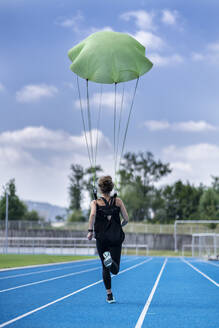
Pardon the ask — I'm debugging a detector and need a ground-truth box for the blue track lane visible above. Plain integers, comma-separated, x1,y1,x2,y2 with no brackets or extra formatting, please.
0,256,218,328
141,258,219,328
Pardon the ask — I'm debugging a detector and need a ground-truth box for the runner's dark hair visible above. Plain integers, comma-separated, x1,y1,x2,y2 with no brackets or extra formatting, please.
98,176,114,194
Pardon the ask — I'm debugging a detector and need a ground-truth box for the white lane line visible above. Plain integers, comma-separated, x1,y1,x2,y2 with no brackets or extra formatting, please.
0,257,97,272
121,257,141,264
181,258,219,287
197,260,219,268
0,257,153,328
0,267,100,293
0,256,138,281
0,261,100,280
116,257,153,275
205,261,219,268
135,258,168,328
0,256,147,293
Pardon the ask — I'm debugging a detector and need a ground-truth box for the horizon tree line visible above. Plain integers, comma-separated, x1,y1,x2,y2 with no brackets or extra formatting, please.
1,151,219,224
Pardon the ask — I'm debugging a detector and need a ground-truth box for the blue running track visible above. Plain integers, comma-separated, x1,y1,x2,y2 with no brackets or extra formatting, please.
0,256,218,327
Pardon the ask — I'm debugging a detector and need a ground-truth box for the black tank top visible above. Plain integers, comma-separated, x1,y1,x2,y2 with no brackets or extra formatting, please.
94,196,125,246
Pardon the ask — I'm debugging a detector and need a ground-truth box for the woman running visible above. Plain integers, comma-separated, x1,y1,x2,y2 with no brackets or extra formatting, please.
87,175,129,303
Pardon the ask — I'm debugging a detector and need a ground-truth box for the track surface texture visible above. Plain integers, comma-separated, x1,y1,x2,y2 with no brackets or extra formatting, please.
0,256,218,328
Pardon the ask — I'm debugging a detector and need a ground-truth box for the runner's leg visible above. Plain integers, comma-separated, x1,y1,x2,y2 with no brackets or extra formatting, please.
96,239,111,289
109,244,122,275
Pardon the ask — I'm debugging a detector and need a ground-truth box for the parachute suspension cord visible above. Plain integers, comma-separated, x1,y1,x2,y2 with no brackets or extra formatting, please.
76,76,92,169
113,83,117,189
115,84,125,188
118,77,139,172
94,84,103,182
86,79,95,187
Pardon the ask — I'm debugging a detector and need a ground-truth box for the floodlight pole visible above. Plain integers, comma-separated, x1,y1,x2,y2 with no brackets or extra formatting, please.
5,191,9,254
174,221,177,252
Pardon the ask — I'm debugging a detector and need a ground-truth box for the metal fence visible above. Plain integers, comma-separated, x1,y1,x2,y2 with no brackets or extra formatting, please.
0,220,52,230
0,237,96,255
63,222,219,235
0,220,218,235
0,237,148,256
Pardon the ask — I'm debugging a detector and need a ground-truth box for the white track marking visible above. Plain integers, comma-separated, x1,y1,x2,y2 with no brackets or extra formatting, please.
121,257,141,264
0,257,153,327
0,261,100,280
0,267,100,293
0,258,97,272
135,258,168,328
0,256,138,280
115,257,153,275
204,261,219,268
197,260,219,268
0,256,146,293
182,258,219,287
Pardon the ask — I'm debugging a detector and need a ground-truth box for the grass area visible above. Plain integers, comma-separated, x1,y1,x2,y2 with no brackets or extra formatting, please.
0,249,192,269
148,250,191,257
0,254,97,269
122,249,191,257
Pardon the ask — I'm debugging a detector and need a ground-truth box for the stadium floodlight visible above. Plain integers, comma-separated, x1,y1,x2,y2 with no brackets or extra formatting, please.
174,220,219,252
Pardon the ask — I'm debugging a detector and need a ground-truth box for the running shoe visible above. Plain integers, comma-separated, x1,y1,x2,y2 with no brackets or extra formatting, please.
103,251,112,268
107,293,116,304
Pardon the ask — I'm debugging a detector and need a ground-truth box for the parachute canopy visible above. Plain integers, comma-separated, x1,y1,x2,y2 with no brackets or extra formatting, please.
68,31,153,84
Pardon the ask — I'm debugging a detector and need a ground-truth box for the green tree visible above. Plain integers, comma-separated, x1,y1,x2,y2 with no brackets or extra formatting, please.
211,176,219,194
68,164,85,211
55,215,65,222
159,181,204,222
84,165,103,201
67,209,86,222
0,179,27,221
119,151,171,221
199,188,219,220
25,210,43,221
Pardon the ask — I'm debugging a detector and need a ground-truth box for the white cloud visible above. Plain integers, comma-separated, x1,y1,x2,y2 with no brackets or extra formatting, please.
175,121,217,132
121,11,184,67
207,42,219,53
55,12,84,33
88,26,114,34
0,82,5,91
160,143,219,186
144,120,170,131
16,84,58,103
161,10,178,25
0,126,112,207
0,126,111,153
56,12,113,37
191,52,205,62
149,53,184,66
59,18,76,28
120,10,156,30
144,120,217,132
165,143,219,162
191,41,219,65
170,161,192,172
0,146,35,166
75,92,129,111
133,30,165,50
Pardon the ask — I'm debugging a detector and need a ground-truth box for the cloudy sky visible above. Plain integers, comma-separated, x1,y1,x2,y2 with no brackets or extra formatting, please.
0,0,219,207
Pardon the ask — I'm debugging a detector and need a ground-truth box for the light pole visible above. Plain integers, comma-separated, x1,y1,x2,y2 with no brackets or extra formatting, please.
4,189,9,254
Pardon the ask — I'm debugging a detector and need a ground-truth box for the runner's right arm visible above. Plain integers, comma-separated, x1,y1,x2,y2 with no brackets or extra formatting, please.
87,200,96,240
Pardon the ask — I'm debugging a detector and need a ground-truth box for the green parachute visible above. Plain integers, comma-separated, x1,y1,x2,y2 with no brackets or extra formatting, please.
68,31,153,84
68,31,153,195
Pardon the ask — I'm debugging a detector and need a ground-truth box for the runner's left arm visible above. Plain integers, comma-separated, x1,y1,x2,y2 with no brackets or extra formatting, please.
118,198,129,227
